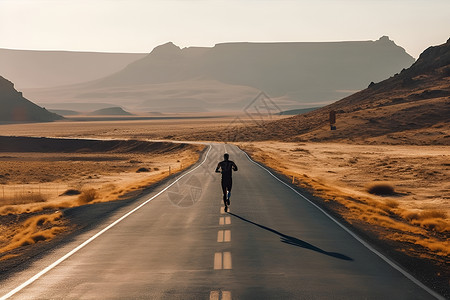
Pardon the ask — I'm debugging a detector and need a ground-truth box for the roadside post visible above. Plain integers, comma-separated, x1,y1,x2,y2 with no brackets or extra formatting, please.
330,110,337,130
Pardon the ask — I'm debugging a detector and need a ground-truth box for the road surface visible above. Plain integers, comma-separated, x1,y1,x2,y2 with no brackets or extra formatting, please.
0,144,442,299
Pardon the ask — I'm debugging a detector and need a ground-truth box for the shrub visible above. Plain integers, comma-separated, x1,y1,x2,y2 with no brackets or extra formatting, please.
136,167,150,173
367,183,396,196
61,189,81,196
78,189,97,204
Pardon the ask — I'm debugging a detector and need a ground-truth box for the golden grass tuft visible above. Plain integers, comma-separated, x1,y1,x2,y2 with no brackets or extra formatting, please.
0,253,20,261
384,199,400,208
77,189,97,205
401,209,447,221
400,209,450,232
419,210,447,220
415,239,450,256
415,219,450,232
0,212,67,254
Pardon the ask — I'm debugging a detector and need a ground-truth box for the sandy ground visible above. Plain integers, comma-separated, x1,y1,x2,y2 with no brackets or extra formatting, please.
0,152,197,213
239,142,450,263
240,142,450,211
0,138,203,258
0,115,283,141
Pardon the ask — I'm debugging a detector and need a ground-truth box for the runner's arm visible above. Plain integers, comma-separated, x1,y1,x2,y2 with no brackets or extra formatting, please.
232,162,238,171
215,163,221,173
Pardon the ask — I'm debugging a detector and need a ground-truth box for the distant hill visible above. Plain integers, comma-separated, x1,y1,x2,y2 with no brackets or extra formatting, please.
88,107,133,116
48,109,81,116
23,37,414,112
186,38,450,145
0,49,146,88
40,102,119,111
0,76,63,123
278,107,321,115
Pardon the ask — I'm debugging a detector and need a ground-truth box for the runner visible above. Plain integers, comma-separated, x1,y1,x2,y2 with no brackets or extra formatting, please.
215,153,238,212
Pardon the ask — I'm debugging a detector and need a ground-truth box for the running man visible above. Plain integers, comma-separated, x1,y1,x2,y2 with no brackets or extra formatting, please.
215,153,238,212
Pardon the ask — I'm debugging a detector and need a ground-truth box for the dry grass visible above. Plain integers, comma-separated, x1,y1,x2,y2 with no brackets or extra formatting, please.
77,189,97,205
0,191,47,206
240,141,450,259
384,199,399,209
0,254,20,261
0,212,67,254
0,138,204,257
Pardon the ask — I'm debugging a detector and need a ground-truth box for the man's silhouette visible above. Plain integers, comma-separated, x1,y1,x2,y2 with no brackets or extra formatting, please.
215,153,238,212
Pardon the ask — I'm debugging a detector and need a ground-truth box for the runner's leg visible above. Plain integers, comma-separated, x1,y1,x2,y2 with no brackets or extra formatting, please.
221,181,228,207
226,179,232,205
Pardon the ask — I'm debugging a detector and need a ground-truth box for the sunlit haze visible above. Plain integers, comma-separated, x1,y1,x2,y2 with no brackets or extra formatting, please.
0,0,449,58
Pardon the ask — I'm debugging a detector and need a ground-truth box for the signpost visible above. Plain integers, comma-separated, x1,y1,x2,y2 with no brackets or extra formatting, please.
329,110,337,130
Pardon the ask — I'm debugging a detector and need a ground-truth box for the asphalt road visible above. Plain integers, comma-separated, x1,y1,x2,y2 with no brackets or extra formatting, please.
0,144,442,299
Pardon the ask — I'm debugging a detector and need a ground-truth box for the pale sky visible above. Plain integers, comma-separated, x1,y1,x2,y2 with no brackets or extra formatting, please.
0,0,449,58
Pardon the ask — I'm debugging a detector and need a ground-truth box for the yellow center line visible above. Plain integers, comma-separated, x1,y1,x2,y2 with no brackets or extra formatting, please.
210,291,232,300
212,188,233,298
209,291,220,300
214,252,223,270
217,230,224,242
222,291,232,300
224,230,231,242
217,230,231,243
220,206,230,214
214,252,232,270
223,252,232,269
219,216,231,225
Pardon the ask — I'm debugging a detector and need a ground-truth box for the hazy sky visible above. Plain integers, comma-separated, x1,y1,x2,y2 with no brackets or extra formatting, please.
0,0,449,58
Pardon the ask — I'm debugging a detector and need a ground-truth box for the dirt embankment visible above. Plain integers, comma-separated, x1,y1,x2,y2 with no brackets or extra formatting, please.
0,136,192,153
0,136,204,262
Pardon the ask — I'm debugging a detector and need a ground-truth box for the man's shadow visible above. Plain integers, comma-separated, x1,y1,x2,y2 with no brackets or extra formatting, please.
229,213,353,261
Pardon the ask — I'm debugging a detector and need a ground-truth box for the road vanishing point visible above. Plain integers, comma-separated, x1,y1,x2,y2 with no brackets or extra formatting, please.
0,144,443,299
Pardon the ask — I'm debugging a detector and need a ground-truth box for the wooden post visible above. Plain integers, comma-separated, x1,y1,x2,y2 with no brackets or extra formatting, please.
329,110,336,124
330,110,337,130
169,166,171,175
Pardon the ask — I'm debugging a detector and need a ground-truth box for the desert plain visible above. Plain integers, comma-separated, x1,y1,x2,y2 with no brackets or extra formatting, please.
0,108,448,297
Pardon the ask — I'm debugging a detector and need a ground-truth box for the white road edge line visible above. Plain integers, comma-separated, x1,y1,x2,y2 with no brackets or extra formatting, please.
0,144,212,300
241,149,444,300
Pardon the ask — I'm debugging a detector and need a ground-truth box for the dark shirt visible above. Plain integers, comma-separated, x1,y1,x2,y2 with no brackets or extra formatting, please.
215,160,238,180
